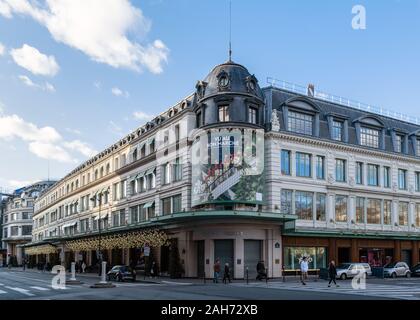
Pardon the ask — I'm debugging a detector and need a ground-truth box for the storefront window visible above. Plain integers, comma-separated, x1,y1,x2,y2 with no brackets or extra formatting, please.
416,204,420,227
367,199,381,224
283,247,327,270
295,191,313,220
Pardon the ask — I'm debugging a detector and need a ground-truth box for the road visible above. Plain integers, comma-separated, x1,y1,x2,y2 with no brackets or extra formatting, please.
0,268,419,300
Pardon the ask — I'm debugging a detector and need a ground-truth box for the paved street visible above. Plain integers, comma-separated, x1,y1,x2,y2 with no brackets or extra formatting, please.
1,268,419,300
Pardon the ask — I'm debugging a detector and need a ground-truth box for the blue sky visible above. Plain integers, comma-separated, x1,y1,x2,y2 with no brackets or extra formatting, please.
0,0,420,191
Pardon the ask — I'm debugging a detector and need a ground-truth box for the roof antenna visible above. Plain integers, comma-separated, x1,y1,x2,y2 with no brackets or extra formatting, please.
228,0,232,62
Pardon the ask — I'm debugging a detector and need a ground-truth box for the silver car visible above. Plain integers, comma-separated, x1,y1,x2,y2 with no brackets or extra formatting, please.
383,262,411,278
336,263,372,280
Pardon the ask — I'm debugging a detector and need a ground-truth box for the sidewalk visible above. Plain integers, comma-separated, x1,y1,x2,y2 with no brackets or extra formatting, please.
3,267,324,285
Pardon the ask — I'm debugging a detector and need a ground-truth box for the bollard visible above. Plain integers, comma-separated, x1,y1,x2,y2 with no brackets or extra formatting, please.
246,267,249,285
265,268,268,284
70,262,76,281
100,261,107,284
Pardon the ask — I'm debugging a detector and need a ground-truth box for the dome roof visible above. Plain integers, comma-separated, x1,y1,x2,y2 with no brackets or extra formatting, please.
197,60,264,101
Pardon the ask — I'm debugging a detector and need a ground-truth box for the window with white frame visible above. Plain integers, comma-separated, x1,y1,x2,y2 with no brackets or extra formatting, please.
360,127,379,148
332,120,343,141
287,111,313,135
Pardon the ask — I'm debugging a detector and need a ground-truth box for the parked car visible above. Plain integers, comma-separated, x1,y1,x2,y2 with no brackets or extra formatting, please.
383,262,411,278
107,265,136,282
410,263,420,277
336,263,372,280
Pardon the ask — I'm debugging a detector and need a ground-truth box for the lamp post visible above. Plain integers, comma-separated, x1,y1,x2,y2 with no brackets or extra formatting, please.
91,193,102,276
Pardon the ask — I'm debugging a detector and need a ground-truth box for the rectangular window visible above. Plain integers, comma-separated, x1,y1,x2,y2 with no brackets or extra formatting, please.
173,158,182,182
218,105,229,122
383,167,391,188
296,152,311,177
281,150,291,175
395,135,403,153
356,162,363,185
399,202,408,226
316,193,326,221
335,195,348,222
416,204,420,227
417,140,420,156
119,209,125,226
288,111,313,135
112,212,119,227
335,159,346,182
356,197,365,223
316,156,325,180
173,194,182,213
22,225,32,236
248,107,258,124
295,191,313,220
196,112,201,128
360,127,380,148
162,163,171,185
162,197,172,215
383,200,392,225
398,169,407,190
281,190,293,215
367,164,379,186
130,206,138,224
367,199,381,224
332,121,343,141
11,226,19,236
416,172,420,192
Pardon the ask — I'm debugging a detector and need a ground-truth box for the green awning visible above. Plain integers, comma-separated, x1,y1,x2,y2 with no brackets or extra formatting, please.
143,201,155,209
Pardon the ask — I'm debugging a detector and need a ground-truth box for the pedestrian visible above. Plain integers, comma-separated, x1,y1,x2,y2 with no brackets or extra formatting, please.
213,258,221,283
328,260,339,288
223,263,231,284
43,261,47,273
23,259,26,271
81,261,86,273
150,261,158,279
256,260,267,281
300,256,309,285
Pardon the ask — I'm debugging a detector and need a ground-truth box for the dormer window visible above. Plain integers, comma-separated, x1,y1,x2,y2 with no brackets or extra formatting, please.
288,111,313,135
360,127,379,148
218,105,229,122
417,139,420,156
395,135,403,153
332,120,343,141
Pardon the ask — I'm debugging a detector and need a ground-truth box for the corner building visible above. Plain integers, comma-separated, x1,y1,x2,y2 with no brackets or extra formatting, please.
29,60,420,278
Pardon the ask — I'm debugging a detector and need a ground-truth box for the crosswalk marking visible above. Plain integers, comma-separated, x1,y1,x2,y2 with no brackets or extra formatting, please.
232,281,420,300
5,286,35,296
0,290,6,294
30,286,50,291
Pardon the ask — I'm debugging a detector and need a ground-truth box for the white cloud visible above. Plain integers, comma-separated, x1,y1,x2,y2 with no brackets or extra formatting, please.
111,87,129,98
63,140,97,158
65,127,82,135
0,0,169,73
133,111,153,122
93,81,101,89
18,75,55,92
108,120,124,136
0,42,5,56
0,112,96,163
10,44,59,77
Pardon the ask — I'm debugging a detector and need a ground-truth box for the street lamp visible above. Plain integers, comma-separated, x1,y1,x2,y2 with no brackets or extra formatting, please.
91,192,102,276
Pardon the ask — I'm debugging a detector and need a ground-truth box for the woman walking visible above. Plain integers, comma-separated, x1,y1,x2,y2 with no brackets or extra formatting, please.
328,260,339,287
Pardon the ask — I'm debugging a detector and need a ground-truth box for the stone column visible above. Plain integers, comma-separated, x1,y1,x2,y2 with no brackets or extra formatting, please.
234,237,244,279
16,246,23,266
351,239,359,262
394,240,401,261
412,241,419,267
204,239,213,279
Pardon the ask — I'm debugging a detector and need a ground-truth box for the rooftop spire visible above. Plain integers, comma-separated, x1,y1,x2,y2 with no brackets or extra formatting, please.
228,0,232,62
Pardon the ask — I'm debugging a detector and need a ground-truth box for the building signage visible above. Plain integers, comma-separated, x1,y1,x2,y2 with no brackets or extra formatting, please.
191,128,265,206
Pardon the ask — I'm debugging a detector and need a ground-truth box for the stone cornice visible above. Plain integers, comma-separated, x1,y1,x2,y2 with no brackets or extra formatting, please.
266,131,420,165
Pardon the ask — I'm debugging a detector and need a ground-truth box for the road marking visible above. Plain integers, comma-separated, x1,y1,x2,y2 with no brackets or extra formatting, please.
30,286,50,291
5,286,35,296
0,290,6,294
161,281,193,286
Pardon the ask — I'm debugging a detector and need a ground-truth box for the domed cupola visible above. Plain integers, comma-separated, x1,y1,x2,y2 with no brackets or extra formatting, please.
194,60,265,128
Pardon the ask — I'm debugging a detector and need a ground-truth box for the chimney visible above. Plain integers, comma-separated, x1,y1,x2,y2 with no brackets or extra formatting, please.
307,83,315,97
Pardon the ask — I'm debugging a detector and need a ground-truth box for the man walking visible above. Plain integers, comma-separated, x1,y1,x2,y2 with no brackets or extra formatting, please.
213,258,221,283
300,256,309,285
223,263,231,284
328,260,339,287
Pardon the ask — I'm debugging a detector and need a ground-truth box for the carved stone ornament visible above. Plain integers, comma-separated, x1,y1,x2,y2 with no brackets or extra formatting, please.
271,110,280,131
327,174,335,184
349,177,355,187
